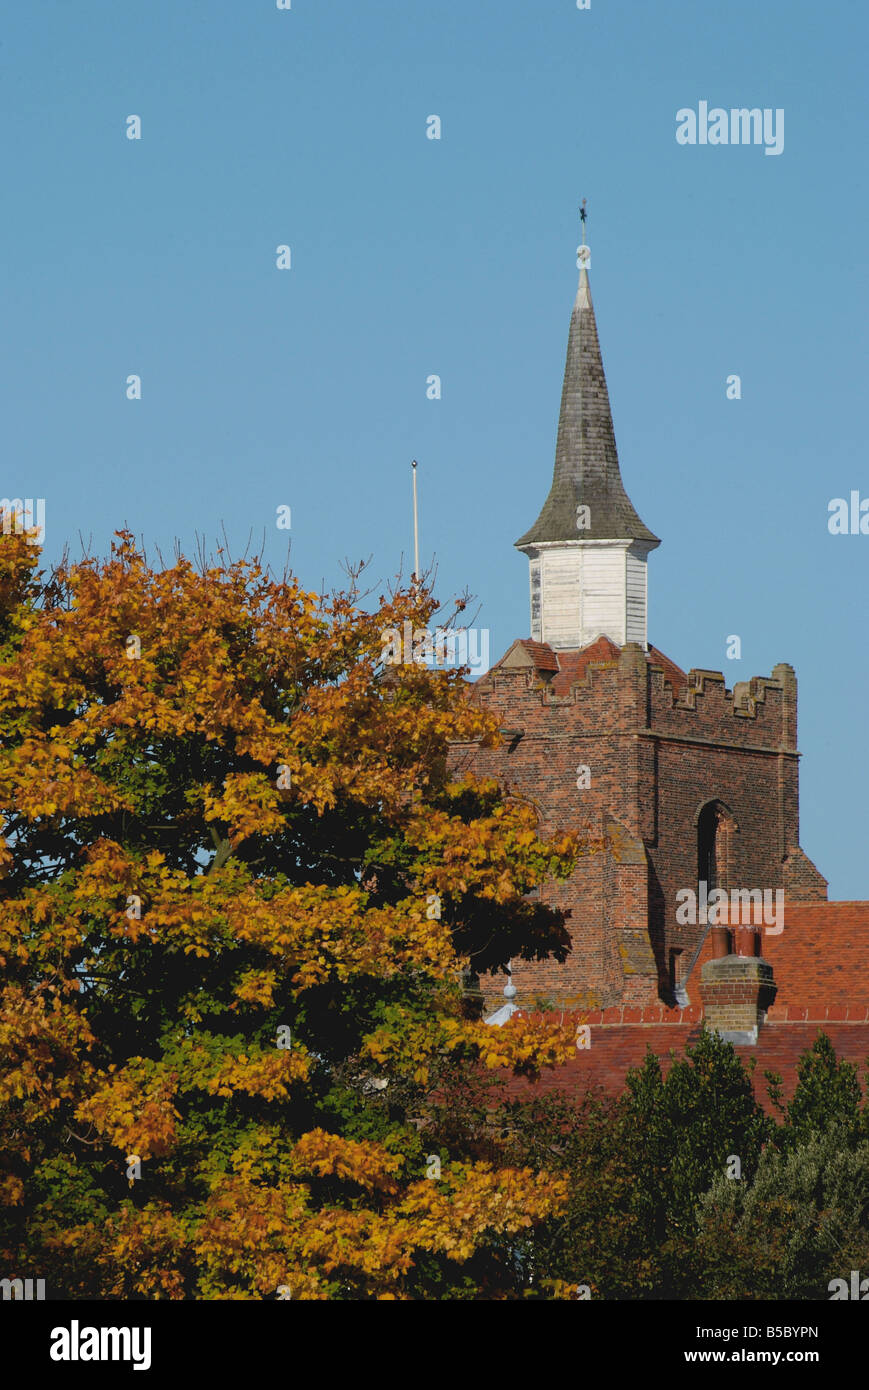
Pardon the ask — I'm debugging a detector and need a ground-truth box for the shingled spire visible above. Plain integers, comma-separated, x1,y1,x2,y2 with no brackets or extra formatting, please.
515,266,659,548
516,217,660,651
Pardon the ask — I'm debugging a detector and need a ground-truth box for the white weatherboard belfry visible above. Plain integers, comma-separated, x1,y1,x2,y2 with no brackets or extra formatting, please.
515,239,659,651
525,539,653,650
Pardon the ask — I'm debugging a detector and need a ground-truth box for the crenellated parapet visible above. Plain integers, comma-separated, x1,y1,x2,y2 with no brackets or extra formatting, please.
467,642,798,756
647,660,797,752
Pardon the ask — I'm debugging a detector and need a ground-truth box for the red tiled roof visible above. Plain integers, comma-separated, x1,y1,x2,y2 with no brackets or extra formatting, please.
507,638,687,697
750,903,869,1011
551,636,621,695
648,644,687,694
516,639,560,672
543,637,687,698
689,903,869,1012
498,1012,869,1113
501,902,869,1108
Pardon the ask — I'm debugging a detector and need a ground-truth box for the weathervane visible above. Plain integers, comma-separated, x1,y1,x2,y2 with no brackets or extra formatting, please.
577,197,591,271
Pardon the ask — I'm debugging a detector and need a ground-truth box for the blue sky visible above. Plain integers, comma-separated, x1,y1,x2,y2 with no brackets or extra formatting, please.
2,0,867,895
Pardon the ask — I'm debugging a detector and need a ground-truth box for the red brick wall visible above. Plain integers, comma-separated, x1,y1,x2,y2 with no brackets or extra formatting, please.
449,652,649,1009
783,847,829,901
449,645,825,1012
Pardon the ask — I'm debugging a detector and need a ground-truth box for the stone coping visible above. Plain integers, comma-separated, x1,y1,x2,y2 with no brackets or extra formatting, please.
511,1004,869,1026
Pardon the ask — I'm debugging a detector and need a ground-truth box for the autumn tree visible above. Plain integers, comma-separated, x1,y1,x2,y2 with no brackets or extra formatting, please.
0,526,584,1300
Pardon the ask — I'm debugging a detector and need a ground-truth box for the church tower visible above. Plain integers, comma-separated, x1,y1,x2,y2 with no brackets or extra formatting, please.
449,210,828,1023
515,231,659,650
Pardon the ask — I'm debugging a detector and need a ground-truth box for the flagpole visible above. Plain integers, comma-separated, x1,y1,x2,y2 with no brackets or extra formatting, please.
411,459,419,585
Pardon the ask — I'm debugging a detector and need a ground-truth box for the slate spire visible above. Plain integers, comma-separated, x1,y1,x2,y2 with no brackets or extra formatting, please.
515,265,659,550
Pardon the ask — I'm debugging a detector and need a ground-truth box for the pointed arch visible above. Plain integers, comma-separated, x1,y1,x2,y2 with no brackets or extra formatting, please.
695,800,738,893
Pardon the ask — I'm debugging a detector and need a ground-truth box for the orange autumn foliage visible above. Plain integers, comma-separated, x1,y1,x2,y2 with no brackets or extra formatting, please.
0,526,587,1298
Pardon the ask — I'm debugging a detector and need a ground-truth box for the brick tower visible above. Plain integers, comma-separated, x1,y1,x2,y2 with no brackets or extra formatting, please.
449,243,827,1029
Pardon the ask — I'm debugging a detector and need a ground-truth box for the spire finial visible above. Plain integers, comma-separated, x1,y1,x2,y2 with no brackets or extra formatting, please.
577,198,591,272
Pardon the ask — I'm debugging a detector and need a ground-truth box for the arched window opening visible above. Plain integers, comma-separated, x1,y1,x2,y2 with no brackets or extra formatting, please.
669,946,686,1003
695,800,728,895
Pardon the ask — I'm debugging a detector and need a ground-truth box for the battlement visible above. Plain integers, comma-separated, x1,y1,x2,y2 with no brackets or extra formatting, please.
649,659,797,752
471,641,798,755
